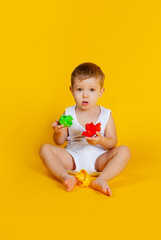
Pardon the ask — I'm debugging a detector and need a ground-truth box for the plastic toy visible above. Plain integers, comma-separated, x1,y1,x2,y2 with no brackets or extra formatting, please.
75,169,91,187
67,169,101,187
82,122,101,137
58,115,73,127
67,170,101,177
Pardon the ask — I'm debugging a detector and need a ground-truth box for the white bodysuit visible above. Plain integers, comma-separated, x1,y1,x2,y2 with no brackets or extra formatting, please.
64,105,111,173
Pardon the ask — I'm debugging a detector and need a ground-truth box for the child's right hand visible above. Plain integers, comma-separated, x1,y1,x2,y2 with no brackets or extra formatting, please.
51,119,68,134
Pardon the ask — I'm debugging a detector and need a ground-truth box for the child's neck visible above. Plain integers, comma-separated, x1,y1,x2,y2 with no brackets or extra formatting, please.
75,105,101,127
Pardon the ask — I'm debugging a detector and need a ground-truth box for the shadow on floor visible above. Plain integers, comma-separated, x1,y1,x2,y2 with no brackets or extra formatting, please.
27,155,154,191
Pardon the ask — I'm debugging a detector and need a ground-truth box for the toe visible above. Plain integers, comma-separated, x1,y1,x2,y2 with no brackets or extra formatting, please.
64,179,70,190
64,176,76,191
107,188,112,196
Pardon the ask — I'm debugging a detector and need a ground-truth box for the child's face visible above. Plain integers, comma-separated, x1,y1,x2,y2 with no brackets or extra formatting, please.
70,77,105,110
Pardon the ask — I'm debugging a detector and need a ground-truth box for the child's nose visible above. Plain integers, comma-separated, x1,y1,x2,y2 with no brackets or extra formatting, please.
82,90,88,97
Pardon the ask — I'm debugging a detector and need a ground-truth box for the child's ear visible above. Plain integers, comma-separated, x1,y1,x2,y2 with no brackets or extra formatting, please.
69,86,74,95
99,88,105,97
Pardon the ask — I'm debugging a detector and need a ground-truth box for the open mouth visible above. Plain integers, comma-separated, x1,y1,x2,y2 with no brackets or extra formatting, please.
82,101,88,106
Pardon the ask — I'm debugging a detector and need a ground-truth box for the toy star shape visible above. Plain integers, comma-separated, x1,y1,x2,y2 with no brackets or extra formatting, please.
82,122,101,137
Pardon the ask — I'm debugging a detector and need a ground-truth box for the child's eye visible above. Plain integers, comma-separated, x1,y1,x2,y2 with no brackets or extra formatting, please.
90,89,95,92
77,88,82,91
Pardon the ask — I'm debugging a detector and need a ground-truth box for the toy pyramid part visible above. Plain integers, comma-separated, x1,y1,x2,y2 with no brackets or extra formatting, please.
75,169,91,187
82,122,101,137
58,115,73,127
67,170,101,177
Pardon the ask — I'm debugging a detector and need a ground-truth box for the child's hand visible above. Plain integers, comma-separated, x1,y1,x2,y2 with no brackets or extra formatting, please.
85,131,103,145
51,120,68,134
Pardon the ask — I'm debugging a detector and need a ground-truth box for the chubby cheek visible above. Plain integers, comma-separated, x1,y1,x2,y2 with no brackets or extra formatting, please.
73,95,81,103
91,94,99,102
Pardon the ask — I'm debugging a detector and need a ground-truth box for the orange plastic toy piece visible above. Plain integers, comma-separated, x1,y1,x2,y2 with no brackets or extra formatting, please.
82,122,101,137
75,169,91,187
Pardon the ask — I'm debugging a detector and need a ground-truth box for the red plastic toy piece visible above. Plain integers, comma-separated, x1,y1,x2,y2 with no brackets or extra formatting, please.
82,122,101,137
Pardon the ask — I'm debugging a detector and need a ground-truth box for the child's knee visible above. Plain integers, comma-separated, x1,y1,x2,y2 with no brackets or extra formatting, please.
118,145,131,160
39,144,51,158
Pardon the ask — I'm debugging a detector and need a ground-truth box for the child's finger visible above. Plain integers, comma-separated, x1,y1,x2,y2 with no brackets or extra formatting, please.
56,124,64,129
56,125,67,132
51,122,57,127
96,131,101,136
85,137,92,140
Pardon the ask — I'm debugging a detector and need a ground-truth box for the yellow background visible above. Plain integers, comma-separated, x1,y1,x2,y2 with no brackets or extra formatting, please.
1,0,161,239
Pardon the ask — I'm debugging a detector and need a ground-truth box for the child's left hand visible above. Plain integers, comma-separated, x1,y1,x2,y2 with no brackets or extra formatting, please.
85,131,103,145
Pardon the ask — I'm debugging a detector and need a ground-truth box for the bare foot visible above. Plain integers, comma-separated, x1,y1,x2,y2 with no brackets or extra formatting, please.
61,174,77,192
90,177,112,196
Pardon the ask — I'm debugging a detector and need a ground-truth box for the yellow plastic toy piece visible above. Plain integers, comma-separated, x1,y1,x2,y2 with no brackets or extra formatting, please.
67,169,101,187
67,170,100,177
75,169,91,187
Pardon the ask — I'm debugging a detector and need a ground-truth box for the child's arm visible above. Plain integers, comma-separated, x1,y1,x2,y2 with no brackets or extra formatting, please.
51,120,68,145
100,112,118,149
86,112,118,150
51,113,68,145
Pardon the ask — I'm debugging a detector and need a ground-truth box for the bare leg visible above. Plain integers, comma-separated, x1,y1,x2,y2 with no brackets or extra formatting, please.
39,144,77,191
91,145,131,196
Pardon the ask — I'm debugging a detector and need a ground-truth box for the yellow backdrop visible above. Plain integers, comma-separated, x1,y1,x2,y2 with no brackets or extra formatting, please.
1,0,161,239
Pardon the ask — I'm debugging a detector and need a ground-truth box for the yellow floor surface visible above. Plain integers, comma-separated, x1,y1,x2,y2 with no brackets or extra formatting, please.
1,0,161,239
1,149,161,239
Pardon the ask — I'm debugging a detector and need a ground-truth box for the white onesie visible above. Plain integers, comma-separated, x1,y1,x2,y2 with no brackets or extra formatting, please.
64,105,111,173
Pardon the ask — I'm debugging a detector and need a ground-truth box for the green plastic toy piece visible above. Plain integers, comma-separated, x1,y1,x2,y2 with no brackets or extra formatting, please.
58,115,73,127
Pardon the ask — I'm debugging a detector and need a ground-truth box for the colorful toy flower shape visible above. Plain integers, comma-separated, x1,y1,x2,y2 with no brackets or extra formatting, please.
58,115,73,127
82,122,101,137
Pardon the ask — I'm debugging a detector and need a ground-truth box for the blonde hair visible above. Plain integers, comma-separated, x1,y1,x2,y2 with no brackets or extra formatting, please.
71,62,105,88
